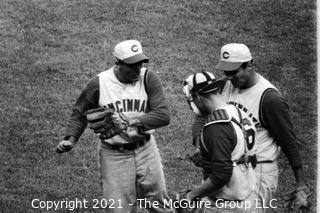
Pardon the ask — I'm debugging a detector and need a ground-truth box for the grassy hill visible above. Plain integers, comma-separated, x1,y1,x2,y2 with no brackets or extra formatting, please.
0,0,316,212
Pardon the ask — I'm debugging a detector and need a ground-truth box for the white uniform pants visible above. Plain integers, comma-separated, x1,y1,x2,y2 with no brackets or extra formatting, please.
252,161,279,213
98,138,173,213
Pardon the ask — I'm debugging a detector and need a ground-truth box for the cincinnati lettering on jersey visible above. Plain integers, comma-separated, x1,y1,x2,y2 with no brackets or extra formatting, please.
107,99,147,113
227,101,260,127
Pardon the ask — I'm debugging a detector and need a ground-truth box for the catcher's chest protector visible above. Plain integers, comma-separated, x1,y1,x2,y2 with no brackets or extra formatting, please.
202,105,256,201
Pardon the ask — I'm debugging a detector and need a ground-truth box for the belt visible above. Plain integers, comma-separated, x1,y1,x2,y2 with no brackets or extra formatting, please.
235,155,275,168
257,160,274,163
103,139,148,151
235,155,257,168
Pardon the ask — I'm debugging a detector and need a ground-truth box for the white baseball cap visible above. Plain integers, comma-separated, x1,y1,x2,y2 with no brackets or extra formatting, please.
113,40,149,64
215,43,252,71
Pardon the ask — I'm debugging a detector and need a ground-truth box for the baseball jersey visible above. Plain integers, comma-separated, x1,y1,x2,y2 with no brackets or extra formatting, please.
63,66,170,143
192,75,302,168
221,74,281,162
98,67,149,145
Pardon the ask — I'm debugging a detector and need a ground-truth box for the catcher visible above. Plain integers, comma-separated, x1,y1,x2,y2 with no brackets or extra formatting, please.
56,40,173,213
180,72,257,213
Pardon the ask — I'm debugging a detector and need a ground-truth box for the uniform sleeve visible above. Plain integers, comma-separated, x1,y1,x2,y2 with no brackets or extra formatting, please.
63,76,100,142
260,89,302,168
137,71,171,130
200,122,236,191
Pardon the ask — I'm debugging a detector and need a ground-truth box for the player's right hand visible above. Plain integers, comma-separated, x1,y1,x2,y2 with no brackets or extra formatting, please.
56,140,75,153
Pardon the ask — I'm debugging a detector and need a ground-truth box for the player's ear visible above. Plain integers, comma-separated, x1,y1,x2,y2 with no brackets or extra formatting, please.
115,59,123,65
247,60,253,68
244,60,253,74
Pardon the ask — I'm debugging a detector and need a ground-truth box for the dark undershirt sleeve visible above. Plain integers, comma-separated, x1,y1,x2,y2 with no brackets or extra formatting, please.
192,116,207,142
200,122,236,191
63,77,100,141
137,71,171,130
260,89,302,168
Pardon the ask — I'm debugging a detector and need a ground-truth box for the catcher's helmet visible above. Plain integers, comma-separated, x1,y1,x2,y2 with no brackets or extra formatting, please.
183,71,226,95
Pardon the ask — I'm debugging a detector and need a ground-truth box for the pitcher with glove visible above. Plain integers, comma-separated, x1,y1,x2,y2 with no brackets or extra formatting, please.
56,40,173,213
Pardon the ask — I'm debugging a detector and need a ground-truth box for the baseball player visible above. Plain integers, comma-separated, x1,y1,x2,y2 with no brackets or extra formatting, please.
56,40,174,213
192,44,310,212
181,72,257,213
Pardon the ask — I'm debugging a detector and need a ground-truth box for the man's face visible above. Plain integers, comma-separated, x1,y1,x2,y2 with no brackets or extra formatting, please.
118,62,143,83
223,66,250,89
192,94,210,115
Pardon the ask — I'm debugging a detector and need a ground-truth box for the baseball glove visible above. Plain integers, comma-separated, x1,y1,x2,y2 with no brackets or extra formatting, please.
280,185,312,212
86,107,129,140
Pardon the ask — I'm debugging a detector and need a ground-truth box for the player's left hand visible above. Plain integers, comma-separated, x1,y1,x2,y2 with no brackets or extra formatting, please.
126,126,146,139
125,117,154,141
291,187,312,210
282,185,312,212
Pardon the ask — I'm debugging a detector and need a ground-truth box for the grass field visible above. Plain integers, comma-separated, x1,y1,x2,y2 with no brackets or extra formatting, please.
0,0,317,212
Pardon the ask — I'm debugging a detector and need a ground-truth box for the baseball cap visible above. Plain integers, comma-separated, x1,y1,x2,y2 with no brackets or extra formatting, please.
113,40,150,64
215,43,252,71
183,72,225,95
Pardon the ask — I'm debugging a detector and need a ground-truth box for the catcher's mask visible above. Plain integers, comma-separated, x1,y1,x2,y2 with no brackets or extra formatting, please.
183,72,226,116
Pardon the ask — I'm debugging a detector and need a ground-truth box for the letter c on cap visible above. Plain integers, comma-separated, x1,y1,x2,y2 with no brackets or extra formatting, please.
131,45,138,52
222,52,230,59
